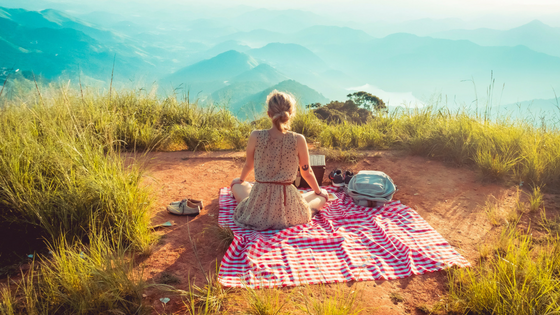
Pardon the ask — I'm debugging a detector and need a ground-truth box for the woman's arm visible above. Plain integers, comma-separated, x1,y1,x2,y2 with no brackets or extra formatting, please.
231,131,257,186
296,134,327,198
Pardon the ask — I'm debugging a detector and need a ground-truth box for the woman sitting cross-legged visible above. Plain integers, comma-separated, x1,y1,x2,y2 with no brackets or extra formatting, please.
230,90,328,231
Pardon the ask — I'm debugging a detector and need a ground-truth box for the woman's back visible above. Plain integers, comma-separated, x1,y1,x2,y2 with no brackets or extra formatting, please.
233,130,311,230
254,130,298,183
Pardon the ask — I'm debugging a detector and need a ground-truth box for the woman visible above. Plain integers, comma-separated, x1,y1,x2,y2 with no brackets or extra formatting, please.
230,90,328,231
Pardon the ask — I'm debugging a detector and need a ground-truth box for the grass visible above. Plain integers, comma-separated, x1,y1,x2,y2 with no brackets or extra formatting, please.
1,86,560,314
205,224,235,251
175,262,230,315
5,233,148,314
527,186,544,212
390,292,405,304
447,227,560,315
297,283,363,315
244,287,287,315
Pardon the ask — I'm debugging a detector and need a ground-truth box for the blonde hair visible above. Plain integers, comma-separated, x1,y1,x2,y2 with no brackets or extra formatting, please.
266,90,296,133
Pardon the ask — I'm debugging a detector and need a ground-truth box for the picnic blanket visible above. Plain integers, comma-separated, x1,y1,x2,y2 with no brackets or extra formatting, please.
218,186,469,288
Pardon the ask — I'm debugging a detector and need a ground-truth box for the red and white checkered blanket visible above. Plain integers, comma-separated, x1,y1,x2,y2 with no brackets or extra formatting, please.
218,186,469,288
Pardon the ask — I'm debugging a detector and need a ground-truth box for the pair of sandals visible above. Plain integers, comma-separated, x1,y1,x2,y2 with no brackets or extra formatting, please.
167,198,203,216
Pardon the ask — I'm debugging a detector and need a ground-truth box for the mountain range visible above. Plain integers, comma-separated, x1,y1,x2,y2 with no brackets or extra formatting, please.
431,20,560,58
0,6,157,82
2,5,560,116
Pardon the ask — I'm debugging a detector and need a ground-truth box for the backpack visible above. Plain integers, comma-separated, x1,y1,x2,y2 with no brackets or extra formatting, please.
345,170,397,208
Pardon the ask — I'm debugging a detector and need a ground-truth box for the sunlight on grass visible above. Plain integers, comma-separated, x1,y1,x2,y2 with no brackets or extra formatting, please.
7,233,147,314
2,87,560,313
297,283,364,315
448,227,560,315
244,286,288,315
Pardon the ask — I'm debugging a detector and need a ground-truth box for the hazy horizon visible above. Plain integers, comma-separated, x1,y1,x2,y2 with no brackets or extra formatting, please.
4,0,560,28
1,0,560,118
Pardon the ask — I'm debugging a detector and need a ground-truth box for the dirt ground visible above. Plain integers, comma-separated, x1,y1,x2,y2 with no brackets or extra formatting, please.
136,149,545,314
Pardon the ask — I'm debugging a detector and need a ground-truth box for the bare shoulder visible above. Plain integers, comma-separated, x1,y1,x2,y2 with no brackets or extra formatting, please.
294,132,307,145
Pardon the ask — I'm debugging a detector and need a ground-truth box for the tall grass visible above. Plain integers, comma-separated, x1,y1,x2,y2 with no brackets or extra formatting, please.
2,86,560,313
0,91,153,252
6,87,556,189
448,228,560,315
8,233,147,315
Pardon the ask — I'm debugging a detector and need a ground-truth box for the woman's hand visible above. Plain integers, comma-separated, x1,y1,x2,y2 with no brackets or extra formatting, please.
230,178,244,189
315,188,329,201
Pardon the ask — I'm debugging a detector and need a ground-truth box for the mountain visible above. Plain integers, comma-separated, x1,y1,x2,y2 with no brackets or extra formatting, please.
292,25,374,46
431,20,560,58
162,50,259,96
219,25,373,51
311,33,560,104
0,14,151,82
179,40,252,67
0,7,122,44
231,9,330,33
210,64,289,105
230,79,329,120
0,6,164,83
248,43,330,73
218,29,285,47
229,64,288,85
497,98,560,118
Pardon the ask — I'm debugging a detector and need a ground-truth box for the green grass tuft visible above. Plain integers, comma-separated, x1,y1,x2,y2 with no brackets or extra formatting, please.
448,227,560,315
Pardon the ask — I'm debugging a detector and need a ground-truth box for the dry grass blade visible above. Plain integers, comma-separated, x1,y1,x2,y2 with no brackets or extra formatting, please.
205,223,235,251
298,283,364,315
244,286,288,315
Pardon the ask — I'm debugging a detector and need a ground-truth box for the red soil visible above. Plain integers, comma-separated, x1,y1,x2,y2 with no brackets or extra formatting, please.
138,149,528,314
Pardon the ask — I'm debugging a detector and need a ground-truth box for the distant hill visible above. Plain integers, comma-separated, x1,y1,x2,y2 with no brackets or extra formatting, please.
162,50,259,96
211,64,289,105
218,29,285,47
230,79,329,120
211,82,272,107
431,20,560,58
292,25,374,46
219,25,373,50
312,32,560,104
0,6,161,81
179,41,252,67
0,7,122,44
229,64,288,85
497,98,560,118
231,9,330,33
248,43,330,73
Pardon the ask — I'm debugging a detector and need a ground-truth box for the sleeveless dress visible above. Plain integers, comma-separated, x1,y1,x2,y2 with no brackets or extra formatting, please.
233,130,312,230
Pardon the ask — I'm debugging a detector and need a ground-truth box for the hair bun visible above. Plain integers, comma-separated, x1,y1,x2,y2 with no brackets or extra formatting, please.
280,111,289,122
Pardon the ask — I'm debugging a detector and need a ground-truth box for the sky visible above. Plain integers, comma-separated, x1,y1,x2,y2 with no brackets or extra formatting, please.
8,0,560,27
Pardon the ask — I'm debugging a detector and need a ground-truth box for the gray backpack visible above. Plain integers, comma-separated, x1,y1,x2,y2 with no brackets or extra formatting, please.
345,170,397,207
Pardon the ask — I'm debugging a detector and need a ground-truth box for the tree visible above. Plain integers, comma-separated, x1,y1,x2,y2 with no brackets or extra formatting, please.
312,100,372,125
346,91,386,112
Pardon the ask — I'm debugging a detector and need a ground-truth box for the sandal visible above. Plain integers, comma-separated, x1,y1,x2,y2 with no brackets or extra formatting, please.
167,199,200,216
